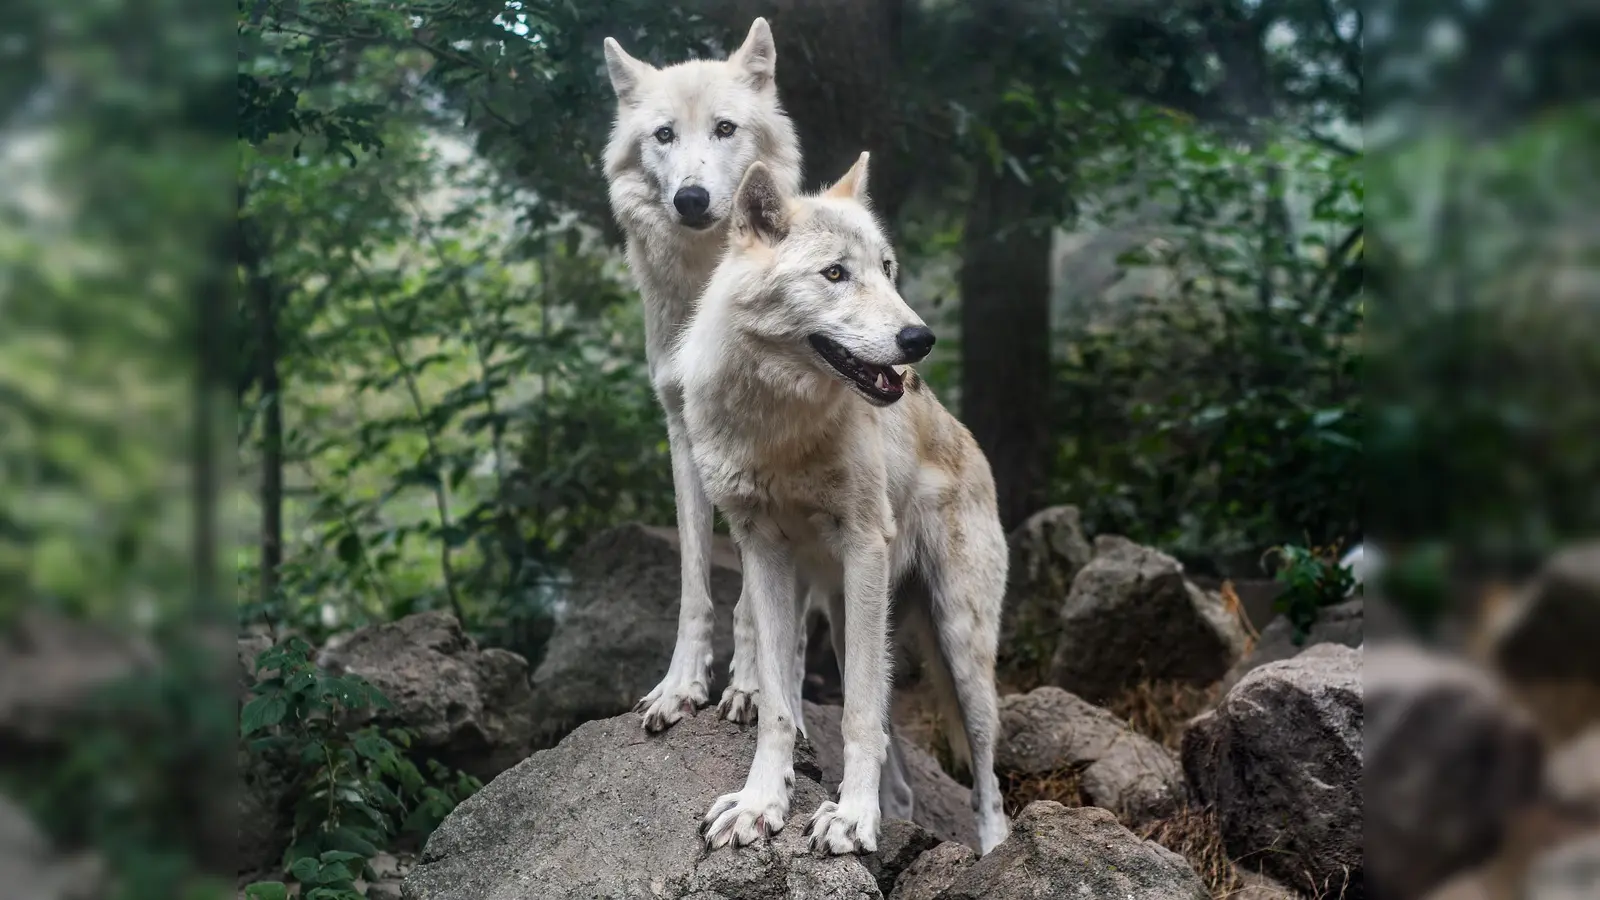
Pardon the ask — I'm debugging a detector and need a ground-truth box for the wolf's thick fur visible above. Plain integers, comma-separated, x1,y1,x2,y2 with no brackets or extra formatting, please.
668,154,1011,856
602,20,802,731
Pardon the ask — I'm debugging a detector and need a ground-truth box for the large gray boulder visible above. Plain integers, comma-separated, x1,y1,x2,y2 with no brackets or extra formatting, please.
404,710,924,900
1183,644,1363,899
530,525,743,746
887,842,976,900
1048,536,1249,701
999,505,1093,683
1222,597,1364,691
1490,541,1600,682
861,820,942,898
995,686,1184,825
1364,644,1544,900
317,611,537,781
931,802,1209,900
803,701,977,849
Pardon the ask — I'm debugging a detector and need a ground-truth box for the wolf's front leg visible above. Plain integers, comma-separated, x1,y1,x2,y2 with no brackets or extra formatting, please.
807,531,890,854
704,528,798,849
636,403,718,731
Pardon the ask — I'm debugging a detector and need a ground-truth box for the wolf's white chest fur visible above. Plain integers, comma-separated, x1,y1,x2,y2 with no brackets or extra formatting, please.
683,362,912,585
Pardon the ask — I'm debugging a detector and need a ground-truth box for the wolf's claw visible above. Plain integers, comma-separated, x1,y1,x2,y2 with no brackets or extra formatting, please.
636,672,710,732
716,686,758,725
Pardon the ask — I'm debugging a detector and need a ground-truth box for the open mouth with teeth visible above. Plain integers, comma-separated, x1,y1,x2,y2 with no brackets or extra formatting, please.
808,335,905,404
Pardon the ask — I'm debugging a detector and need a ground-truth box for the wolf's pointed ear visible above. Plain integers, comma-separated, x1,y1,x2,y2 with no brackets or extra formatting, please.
603,37,654,105
823,152,871,204
731,17,776,90
734,162,788,245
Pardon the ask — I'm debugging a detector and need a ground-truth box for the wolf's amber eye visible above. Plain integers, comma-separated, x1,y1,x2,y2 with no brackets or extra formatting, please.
716,120,738,138
822,264,847,283
653,126,675,144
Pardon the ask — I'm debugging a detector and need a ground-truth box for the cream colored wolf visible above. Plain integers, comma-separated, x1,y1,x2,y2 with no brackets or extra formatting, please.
665,153,1011,855
601,19,802,732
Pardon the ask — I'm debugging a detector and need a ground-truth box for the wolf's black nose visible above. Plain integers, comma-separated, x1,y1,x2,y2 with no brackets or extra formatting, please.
674,185,711,220
896,326,936,362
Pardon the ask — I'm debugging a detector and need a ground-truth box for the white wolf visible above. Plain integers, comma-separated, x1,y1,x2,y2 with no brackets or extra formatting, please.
601,19,803,732
666,153,1012,855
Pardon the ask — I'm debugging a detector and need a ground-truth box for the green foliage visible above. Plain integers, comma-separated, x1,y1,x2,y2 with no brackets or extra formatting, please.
1364,111,1600,566
1266,544,1357,645
237,112,672,655
242,638,480,897
1051,114,1362,571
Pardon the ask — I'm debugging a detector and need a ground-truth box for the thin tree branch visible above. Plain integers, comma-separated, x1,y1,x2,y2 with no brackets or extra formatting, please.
1305,130,1358,158
1311,224,1363,303
350,258,469,626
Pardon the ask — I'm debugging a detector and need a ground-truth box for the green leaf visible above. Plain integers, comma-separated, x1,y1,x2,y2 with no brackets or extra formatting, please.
336,532,362,564
321,826,380,858
318,850,367,865
289,855,323,883
314,862,356,884
241,694,288,736
244,883,290,900
352,730,390,761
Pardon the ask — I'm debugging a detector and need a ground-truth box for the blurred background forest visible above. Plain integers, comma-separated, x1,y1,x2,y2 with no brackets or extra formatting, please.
0,0,1596,896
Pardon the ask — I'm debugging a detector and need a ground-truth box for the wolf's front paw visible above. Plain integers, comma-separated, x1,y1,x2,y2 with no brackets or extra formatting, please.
702,784,790,850
715,683,758,725
635,672,710,733
805,799,880,855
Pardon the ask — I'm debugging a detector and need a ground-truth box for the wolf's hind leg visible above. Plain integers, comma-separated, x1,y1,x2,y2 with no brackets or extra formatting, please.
716,583,760,725
923,550,1009,854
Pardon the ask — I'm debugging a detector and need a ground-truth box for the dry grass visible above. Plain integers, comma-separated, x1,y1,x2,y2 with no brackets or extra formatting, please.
1219,580,1262,651
1104,679,1223,753
1136,806,1244,899
890,676,961,776
999,765,1088,818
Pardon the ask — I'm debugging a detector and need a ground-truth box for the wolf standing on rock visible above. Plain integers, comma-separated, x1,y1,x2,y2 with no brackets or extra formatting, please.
601,19,801,733
666,154,1012,856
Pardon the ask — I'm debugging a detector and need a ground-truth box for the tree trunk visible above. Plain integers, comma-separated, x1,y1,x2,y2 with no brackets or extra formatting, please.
240,220,284,618
959,164,1053,531
257,296,283,610
713,0,912,226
